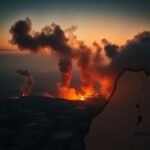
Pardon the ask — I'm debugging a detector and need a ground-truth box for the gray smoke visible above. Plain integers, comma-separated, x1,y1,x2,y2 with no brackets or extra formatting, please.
16,69,34,96
10,18,150,98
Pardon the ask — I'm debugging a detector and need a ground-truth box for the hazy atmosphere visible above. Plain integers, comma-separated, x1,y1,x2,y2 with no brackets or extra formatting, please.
0,0,150,150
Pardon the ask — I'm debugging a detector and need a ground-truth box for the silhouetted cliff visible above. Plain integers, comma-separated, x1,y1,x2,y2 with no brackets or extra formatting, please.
0,95,107,150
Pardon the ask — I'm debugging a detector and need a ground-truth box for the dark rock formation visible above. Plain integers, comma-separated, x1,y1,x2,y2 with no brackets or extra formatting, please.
0,95,107,150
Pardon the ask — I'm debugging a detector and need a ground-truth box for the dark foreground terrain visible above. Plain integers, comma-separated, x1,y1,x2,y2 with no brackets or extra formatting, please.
0,95,107,150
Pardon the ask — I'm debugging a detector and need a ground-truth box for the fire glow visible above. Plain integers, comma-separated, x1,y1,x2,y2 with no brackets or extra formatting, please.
11,18,150,101
11,18,113,101
58,86,96,101
17,68,112,101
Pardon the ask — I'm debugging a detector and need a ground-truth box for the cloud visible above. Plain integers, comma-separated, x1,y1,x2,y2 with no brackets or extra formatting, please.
102,38,119,58
105,31,150,77
10,18,75,90
10,18,73,56
10,18,150,98
94,31,150,96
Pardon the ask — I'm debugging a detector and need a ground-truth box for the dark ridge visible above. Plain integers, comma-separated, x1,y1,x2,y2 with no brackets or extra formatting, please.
0,95,107,150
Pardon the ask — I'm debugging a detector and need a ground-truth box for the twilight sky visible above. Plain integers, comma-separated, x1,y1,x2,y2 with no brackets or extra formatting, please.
1,0,150,52
0,1,150,149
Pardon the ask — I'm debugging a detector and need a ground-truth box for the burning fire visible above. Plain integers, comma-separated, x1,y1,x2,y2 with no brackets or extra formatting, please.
58,86,85,100
18,70,112,101
21,91,29,97
80,95,85,101
18,71,112,101
58,85,99,101
10,19,150,102
12,18,114,101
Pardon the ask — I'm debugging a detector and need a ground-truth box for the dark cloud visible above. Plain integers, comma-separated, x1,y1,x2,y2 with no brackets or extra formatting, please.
96,31,150,96
102,39,119,59
10,18,97,95
107,31,150,77
10,18,150,98
120,31,150,74
10,18,75,90
10,18,72,56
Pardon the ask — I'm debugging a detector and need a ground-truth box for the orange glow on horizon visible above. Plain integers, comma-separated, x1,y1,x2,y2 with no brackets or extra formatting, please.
58,86,97,101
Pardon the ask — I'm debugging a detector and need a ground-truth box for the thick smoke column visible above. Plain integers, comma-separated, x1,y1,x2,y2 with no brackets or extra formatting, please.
16,69,34,96
101,31,150,78
96,31,150,96
10,18,150,99
58,58,72,87
77,43,95,95
10,18,74,94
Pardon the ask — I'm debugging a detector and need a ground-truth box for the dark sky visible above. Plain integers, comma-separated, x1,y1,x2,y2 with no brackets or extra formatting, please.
1,0,150,21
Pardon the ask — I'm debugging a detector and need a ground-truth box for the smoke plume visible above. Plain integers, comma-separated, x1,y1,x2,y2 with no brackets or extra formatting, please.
102,39,119,59
95,31,150,96
10,18,75,96
10,18,150,99
16,69,34,96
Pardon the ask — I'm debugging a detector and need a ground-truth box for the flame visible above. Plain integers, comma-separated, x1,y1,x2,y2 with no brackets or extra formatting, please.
18,73,112,101
20,78,112,101
21,91,29,97
58,84,97,101
80,95,85,101
57,75,114,101
58,86,81,100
